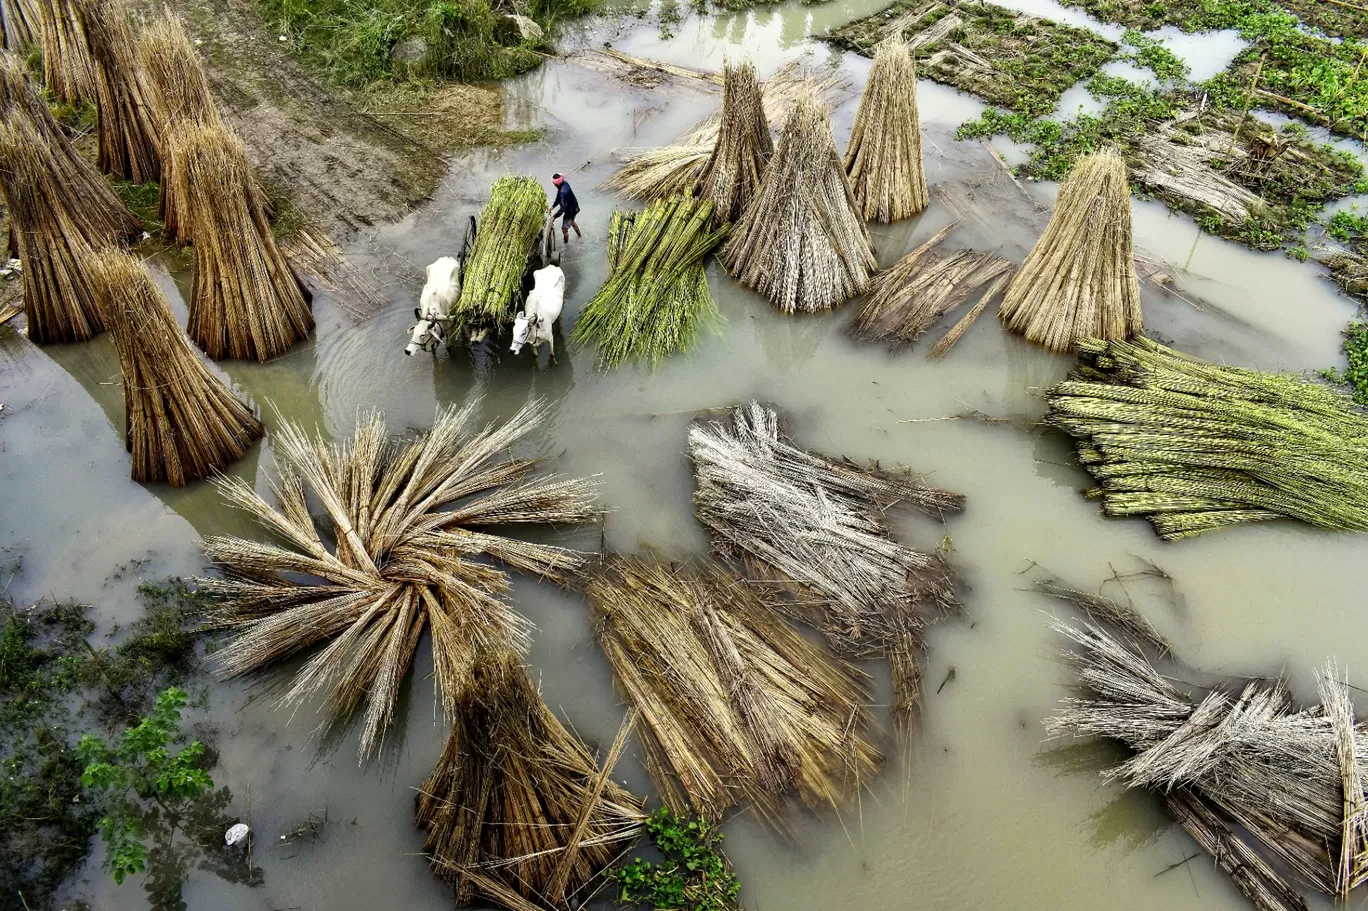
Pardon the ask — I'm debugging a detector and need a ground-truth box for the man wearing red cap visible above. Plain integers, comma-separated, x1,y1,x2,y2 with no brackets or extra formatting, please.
550,173,581,244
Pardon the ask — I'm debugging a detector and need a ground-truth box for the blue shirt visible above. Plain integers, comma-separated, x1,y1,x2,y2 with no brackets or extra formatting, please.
551,181,579,219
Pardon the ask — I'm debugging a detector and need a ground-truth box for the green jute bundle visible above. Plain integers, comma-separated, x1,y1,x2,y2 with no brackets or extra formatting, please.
453,175,546,331
1048,336,1368,539
572,195,728,369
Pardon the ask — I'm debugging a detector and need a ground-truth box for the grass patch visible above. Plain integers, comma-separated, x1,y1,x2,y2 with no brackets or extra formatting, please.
1061,0,1368,39
1328,209,1368,243
828,0,1117,116
614,808,740,911
1121,28,1188,81
1325,319,1368,403
109,180,162,236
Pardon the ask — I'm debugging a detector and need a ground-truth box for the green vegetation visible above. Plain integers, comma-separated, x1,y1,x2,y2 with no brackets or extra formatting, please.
1326,321,1368,404
615,809,741,911
828,0,1116,116
79,687,214,885
1121,29,1188,81
1062,0,1368,39
111,180,164,235
1328,209,1368,244
0,579,212,910
261,0,593,86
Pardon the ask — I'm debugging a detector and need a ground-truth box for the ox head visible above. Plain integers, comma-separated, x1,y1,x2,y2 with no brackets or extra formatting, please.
510,310,538,355
405,307,445,356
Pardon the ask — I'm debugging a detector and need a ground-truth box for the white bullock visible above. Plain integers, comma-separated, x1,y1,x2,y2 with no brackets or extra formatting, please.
405,256,461,356
510,265,564,359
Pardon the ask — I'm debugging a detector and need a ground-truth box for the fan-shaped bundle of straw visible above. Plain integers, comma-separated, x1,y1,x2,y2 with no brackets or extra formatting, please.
572,196,728,369
844,35,928,223
1049,616,1368,908
1048,336,1368,539
171,122,313,360
720,94,876,313
1,0,36,51
689,402,963,729
0,115,134,342
77,0,160,183
0,52,140,243
694,59,771,223
34,0,93,103
89,249,262,485
998,147,1141,352
203,399,602,760
417,654,645,910
454,175,547,333
587,557,882,823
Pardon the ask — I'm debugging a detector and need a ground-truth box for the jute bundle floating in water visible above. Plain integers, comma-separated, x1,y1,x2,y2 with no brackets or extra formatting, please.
77,0,161,183
0,0,36,51
694,59,771,223
171,122,313,360
572,196,728,369
0,52,140,244
34,0,93,103
89,249,263,486
720,94,876,313
998,147,1142,352
689,402,963,730
1048,336,1368,539
587,556,882,823
844,35,928,223
416,654,645,910
1049,614,1368,910
203,400,602,761
0,114,135,343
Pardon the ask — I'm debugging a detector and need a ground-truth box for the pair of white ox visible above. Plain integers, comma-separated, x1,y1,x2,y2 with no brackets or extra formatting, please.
404,256,563,358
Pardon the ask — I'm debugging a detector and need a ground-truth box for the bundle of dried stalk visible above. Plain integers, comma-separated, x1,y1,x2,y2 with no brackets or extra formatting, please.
844,35,928,223
171,122,313,361
852,222,1014,350
203,399,602,761
77,0,160,183
694,59,771,223
689,402,963,729
34,0,93,103
1050,616,1368,909
998,147,1142,353
90,249,262,486
720,94,876,313
1,0,36,50
0,52,140,244
588,557,881,822
416,653,645,909
0,115,131,343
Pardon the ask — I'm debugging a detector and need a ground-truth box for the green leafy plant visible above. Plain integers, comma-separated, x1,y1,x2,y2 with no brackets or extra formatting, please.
1328,210,1368,244
615,808,740,911
78,687,214,885
1121,29,1188,81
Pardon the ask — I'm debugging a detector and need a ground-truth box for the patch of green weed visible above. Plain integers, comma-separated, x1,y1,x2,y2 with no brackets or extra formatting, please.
615,808,740,911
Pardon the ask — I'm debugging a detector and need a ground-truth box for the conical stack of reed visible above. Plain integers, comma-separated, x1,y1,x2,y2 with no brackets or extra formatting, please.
416,653,645,908
998,147,1142,353
0,115,137,343
138,10,246,244
1,0,36,51
34,0,93,102
719,93,876,313
171,122,313,361
0,52,140,244
90,249,263,486
694,59,771,223
77,0,160,182
844,35,928,222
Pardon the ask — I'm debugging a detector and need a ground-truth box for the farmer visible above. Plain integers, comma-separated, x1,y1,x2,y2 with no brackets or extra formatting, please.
550,173,582,243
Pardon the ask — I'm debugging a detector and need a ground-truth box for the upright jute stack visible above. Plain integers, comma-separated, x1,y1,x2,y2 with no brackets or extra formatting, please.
720,94,876,313
203,399,602,761
0,52,140,244
689,402,964,730
77,0,161,183
998,147,1142,352
138,10,232,244
416,654,646,910
587,557,882,823
171,123,313,360
0,115,134,343
34,0,93,103
89,249,263,486
843,35,929,222
1,0,36,50
694,59,771,223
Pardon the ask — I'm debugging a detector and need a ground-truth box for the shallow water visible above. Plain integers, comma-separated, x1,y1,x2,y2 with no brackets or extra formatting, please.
3,1,1368,909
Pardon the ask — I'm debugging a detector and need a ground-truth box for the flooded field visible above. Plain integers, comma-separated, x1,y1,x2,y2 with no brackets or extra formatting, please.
3,0,1367,909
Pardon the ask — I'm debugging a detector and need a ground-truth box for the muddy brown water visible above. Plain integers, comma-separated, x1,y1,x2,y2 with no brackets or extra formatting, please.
2,1,1366,908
